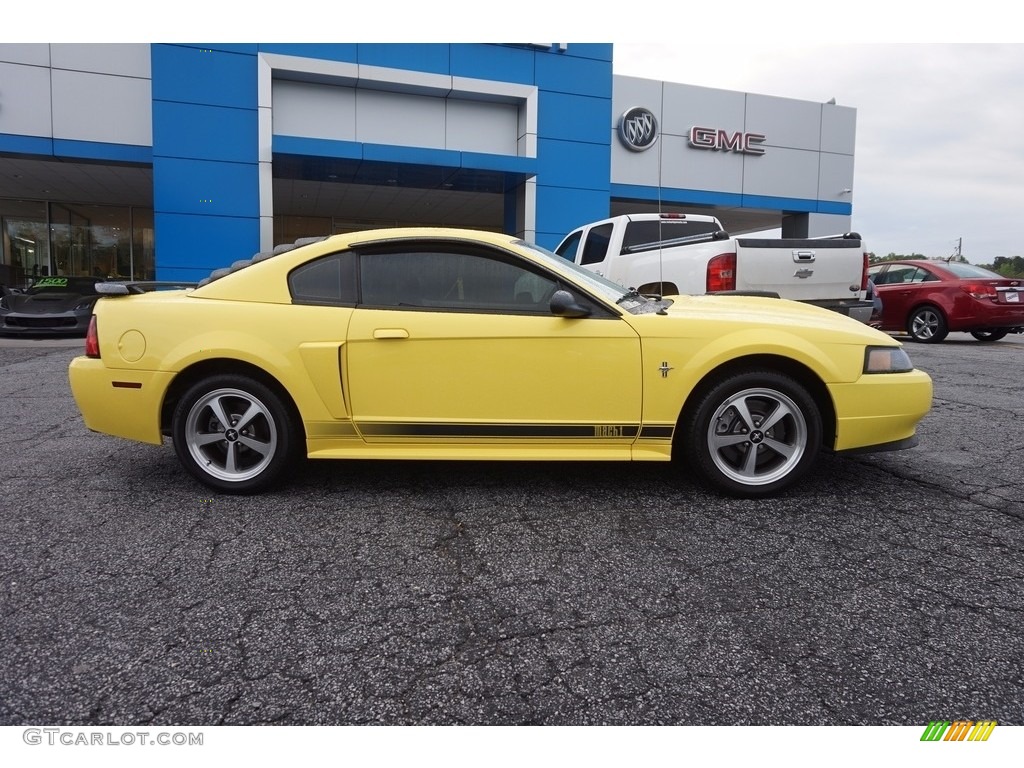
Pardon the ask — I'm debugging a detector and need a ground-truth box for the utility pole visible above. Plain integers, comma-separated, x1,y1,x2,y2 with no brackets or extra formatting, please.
951,237,963,262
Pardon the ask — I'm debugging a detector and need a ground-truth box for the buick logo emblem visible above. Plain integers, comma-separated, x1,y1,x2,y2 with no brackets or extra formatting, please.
618,107,658,152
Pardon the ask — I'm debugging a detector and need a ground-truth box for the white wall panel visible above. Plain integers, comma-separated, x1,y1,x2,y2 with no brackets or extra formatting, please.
742,146,820,199
745,94,822,151
662,82,746,138
0,62,53,136
818,152,857,200
50,43,151,78
51,70,152,145
662,134,746,193
821,104,857,155
272,81,356,141
355,89,447,149
445,99,518,155
0,44,50,66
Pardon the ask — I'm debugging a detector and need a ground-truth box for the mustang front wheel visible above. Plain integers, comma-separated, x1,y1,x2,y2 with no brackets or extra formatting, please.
682,371,822,497
172,374,299,493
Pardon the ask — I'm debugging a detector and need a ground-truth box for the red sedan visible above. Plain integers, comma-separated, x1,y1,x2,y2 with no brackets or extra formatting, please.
868,260,1024,343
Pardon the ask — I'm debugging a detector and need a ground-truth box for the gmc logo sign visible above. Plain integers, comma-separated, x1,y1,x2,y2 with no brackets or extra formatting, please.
688,126,766,155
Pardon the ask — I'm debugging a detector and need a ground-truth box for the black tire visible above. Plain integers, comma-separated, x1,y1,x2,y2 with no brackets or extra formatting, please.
970,329,1008,342
680,370,822,498
171,374,299,494
906,305,948,343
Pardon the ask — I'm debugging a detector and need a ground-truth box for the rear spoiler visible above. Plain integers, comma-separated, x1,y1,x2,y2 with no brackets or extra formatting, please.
95,281,199,296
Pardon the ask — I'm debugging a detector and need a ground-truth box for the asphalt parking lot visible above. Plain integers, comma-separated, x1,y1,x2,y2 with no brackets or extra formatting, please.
1,333,1022,726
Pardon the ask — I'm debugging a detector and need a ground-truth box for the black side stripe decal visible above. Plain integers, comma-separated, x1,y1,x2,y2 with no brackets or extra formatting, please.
355,423,675,439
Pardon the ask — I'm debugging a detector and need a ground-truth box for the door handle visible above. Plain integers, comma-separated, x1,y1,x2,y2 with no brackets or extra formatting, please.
373,328,409,339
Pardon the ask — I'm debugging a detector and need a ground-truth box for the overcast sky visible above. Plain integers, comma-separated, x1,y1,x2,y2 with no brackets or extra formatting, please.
611,43,1024,263
31,4,1024,265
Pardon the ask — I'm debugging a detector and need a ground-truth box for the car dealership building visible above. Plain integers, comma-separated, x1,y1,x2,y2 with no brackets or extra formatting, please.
0,43,857,286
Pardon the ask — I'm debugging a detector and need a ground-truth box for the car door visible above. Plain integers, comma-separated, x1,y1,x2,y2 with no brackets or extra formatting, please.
344,242,643,452
872,264,937,329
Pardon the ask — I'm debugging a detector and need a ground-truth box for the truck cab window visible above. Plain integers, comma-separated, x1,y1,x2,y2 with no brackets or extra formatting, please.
580,223,613,265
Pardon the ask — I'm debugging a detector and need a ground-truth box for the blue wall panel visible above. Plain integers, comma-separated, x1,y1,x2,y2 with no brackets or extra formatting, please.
154,212,260,278
259,43,358,62
362,144,462,169
152,102,257,163
152,44,261,276
273,136,364,161
536,51,613,98
534,186,611,248
151,45,256,109
153,157,259,218
0,133,54,155
611,183,744,209
537,138,611,191
538,92,611,145
564,44,614,61
450,44,536,84
356,44,451,74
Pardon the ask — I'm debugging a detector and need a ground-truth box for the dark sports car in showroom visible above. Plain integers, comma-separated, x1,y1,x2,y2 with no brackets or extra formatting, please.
868,260,1024,343
0,275,103,335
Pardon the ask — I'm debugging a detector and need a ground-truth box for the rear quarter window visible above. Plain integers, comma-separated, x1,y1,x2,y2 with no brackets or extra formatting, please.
288,252,358,305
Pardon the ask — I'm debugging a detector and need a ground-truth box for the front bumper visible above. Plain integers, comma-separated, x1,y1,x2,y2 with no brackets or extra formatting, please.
0,310,91,335
829,368,933,452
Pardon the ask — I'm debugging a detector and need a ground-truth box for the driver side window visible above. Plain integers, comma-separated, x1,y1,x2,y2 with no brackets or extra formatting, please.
358,247,559,315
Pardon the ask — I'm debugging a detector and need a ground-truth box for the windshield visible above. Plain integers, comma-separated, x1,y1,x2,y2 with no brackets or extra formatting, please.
514,239,654,311
27,276,100,295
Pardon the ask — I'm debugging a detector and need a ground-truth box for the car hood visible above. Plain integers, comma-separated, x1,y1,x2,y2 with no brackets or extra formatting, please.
3,292,96,314
651,294,894,343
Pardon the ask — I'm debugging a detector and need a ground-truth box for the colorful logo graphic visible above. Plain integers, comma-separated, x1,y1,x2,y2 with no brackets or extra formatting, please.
920,720,997,742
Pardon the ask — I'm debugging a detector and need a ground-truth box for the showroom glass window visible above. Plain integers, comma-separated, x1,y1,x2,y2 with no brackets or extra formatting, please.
1,200,155,288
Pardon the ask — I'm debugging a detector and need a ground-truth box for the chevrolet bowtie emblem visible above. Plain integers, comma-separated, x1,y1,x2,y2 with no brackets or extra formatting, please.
659,361,673,378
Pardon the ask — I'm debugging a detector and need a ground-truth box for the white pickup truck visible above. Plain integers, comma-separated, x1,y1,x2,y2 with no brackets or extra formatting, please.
554,213,874,322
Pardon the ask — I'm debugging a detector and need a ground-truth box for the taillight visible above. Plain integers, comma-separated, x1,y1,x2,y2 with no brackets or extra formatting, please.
862,251,870,291
85,315,100,358
962,283,997,300
706,252,737,292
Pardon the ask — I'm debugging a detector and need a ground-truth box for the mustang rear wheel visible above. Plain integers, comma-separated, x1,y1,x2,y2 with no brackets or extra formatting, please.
172,374,299,493
681,371,822,498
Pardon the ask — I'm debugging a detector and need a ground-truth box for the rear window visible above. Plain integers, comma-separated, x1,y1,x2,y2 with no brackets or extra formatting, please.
621,220,722,254
942,262,1002,280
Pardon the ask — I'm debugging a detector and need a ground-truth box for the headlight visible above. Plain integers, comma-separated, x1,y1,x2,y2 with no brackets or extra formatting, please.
863,345,914,374
0,296,8,310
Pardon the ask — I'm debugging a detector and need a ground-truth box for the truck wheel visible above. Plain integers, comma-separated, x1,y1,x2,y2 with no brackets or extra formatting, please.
171,374,299,494
907,306,948,343
680,371,822,498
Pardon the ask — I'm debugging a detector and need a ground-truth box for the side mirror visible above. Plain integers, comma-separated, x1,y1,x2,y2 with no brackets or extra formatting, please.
549,289,592,318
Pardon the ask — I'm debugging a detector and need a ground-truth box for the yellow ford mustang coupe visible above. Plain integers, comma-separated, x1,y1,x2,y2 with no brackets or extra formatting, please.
68,228,932,498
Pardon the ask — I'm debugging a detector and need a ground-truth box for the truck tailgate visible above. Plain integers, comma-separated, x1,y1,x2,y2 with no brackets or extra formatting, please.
734,238,864,302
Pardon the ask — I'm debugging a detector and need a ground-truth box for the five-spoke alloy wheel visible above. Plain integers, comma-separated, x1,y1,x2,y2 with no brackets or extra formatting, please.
682,370,822,497
172,374,299,493
907,305,948,343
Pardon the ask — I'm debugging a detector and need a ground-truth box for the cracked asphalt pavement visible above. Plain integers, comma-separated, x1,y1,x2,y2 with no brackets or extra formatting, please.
1,334,1022,725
